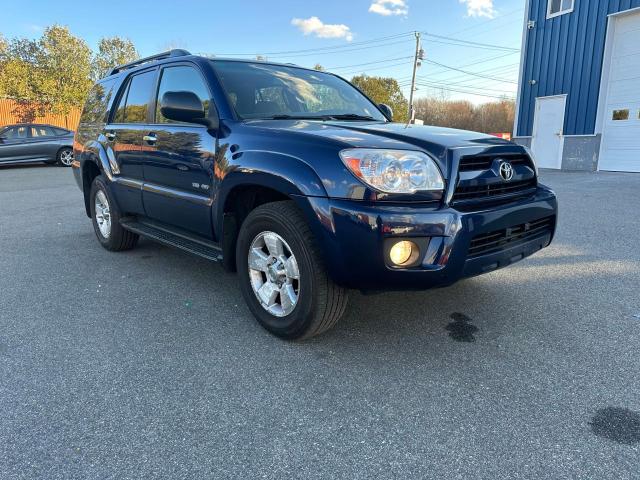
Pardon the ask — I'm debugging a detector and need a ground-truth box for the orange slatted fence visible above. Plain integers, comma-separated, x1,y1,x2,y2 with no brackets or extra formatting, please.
0,98,81,131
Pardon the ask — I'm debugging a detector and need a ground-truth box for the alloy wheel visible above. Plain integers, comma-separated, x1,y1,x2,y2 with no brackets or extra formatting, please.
59,149,74,166
248,231,300,317
94,190,111,239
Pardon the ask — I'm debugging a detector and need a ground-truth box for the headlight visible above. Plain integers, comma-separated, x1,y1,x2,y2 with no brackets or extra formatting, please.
339,149,444,194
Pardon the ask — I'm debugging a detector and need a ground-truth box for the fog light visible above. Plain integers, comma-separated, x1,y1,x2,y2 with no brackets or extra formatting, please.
389,240,416,266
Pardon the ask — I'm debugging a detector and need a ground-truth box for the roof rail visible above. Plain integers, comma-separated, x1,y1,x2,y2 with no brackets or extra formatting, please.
108,49,191,76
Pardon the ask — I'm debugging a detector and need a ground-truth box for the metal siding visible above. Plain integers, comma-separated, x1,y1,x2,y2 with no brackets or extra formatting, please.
575,0,598,134
548,14,561,92
566,0,589,135
517,0,640,136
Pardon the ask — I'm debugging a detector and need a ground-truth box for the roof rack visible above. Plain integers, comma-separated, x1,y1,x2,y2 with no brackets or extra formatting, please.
108,49,191,76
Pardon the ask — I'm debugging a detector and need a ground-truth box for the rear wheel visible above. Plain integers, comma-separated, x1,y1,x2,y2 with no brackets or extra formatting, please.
236,201,348,340
56,147,74,167
89,176,138,251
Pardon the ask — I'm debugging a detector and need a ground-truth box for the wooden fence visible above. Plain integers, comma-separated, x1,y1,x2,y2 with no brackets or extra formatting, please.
0,98,81,130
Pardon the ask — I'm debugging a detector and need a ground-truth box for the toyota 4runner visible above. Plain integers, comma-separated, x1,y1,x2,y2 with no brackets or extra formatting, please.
73,50,558,339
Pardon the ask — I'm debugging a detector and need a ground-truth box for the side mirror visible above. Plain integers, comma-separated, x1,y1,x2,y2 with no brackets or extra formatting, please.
378,103,393,121
160,91,217,129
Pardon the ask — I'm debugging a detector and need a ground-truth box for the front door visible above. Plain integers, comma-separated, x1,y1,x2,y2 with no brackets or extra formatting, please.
531,95,566,169
0,125,31,163
141,64,215,239
106,68,158,216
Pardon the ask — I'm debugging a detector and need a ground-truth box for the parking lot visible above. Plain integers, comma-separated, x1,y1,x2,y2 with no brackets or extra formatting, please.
1,165,639,479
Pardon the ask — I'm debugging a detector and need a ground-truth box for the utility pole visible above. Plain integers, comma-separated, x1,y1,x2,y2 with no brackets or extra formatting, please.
408,31,424,123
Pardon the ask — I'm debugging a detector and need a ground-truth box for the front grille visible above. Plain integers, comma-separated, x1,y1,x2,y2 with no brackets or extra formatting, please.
452,179,537,203
452,154,537,206
458,155,534,172
468,216,555,258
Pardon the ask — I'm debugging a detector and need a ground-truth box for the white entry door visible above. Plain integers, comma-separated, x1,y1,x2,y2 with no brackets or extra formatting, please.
531,95,566,169
599,10,640,172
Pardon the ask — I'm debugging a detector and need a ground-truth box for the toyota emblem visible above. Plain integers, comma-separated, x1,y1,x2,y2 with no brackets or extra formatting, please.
499,161,514,181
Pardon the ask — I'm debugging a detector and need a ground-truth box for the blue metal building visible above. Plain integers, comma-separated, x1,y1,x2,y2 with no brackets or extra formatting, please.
514,0,640,172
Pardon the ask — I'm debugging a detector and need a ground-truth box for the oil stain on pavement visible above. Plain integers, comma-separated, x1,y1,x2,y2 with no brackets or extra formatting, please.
446,313,479,342
590,407,640,445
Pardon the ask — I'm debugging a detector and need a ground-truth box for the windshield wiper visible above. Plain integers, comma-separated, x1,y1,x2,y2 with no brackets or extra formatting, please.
328,114,379,121
262,114,331,121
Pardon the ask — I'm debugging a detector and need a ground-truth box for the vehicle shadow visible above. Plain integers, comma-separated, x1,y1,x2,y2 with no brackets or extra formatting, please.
297,240,639,360
0,163,53,170
128,237,637,357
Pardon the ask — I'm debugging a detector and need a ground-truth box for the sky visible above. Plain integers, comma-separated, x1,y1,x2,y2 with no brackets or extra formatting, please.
0,0,525,104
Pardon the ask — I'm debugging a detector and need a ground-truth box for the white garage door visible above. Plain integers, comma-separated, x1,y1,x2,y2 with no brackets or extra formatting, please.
599,10,640,172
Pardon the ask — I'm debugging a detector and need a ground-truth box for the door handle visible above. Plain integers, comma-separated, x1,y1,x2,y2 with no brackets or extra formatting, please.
143,133,157,144
105,131,116,141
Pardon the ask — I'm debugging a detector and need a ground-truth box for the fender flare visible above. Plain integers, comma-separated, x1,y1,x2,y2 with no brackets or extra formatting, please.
214,150,330,270
214,150,328,230
78,140,116,216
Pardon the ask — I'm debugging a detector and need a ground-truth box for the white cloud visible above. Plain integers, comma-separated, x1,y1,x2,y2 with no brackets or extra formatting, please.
369,0,409,16
291,17,354,41
24,24,44,33
459,0,495,18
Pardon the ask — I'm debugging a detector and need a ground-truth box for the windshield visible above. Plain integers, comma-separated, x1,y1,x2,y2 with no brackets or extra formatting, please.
211,61,386,122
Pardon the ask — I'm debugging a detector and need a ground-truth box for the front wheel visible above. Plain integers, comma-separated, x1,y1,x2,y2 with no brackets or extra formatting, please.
236,201,348,340
56,147,74,167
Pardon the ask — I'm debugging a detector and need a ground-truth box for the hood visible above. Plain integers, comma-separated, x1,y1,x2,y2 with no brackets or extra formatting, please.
245,119,516,158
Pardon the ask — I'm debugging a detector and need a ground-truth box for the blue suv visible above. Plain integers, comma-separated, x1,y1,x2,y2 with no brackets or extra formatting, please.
73,50,558,339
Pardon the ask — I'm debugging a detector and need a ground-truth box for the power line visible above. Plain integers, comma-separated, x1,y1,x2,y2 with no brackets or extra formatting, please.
422,32,520,52
422,38,518,52
424,51,519,78
335,59,415,77
394,51,518,83
424,59,518,84
214,32,414,57
404,79,516,94
421,32,520,52
264,39,414,60
415,82,515,100
400,60,519,85
428,63,520,86
328,55,413,70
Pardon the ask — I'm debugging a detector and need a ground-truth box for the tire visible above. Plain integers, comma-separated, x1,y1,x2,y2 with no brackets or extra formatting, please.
56,147,74,167
89,175,139,251
236,200,348,340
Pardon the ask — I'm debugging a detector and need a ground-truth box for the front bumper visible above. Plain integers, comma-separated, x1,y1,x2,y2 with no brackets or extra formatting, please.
302,186,558,290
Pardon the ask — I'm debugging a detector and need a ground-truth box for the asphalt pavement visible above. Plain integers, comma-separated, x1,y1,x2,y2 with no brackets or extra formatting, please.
1,164,639,479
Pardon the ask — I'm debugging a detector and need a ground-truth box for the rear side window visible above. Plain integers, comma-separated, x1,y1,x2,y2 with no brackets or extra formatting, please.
52,127,69,135
79,79,117,126
155,65,210,123
113,70,156,124
30,126,55,137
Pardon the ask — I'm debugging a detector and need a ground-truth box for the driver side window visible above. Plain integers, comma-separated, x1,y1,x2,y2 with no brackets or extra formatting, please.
155,66,211,124
2,126,28,140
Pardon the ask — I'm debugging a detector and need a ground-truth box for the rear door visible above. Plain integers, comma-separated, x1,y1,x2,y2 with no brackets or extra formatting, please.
142,63,215,238
105,68,158,215
28,125,60,161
